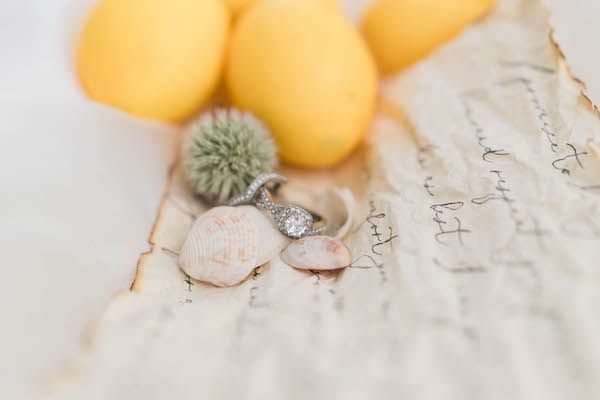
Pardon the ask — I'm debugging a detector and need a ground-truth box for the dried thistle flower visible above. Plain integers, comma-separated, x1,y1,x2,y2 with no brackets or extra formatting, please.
182,108,277,204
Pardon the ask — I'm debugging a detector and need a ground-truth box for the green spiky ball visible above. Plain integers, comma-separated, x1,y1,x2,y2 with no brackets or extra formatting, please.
182,108,277,204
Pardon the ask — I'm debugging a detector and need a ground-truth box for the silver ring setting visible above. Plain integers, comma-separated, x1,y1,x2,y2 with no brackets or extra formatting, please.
227,172,287,206
228,173,326,239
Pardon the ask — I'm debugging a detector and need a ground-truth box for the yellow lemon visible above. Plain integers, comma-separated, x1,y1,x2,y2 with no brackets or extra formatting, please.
224,0,337,19
226,0,377,167
362,0,496,74
223,0,257,18
77,0,229,122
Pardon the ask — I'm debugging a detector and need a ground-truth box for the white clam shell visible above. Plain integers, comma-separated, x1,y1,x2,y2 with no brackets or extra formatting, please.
178,206,289,287
281,235,352,270
320,188,354,239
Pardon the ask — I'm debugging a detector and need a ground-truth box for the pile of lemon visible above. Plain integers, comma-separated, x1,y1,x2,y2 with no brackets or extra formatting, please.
77,0,494,168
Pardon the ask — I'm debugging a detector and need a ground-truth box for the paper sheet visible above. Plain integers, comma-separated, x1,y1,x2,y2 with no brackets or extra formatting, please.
47,0,600,399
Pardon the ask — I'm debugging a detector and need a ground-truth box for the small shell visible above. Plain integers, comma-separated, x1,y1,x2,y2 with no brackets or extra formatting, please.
321,188,354,239
179,206,289,287
281,236,352,270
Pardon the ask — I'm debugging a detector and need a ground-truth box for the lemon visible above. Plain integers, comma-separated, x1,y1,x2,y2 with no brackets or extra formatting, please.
224,0,337,19
77,0,229,122
223,0,257,18
226,0,377,167
362,0,496,74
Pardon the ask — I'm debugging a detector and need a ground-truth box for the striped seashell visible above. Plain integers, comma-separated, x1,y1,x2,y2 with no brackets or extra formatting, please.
280,235,352,270
178,206,289,287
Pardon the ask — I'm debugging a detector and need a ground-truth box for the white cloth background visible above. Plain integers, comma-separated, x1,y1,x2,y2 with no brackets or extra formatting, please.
0,1,174,399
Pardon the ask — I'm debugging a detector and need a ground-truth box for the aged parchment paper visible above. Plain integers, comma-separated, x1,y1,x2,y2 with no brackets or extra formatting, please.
49,1,600,399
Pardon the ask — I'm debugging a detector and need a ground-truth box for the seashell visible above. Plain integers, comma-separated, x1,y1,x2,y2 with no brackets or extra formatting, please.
178,206,289,287
281,235,352,270
320,188,354,239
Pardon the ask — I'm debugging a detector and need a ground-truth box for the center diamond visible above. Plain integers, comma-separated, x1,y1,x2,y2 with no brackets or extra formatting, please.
278,205,313,238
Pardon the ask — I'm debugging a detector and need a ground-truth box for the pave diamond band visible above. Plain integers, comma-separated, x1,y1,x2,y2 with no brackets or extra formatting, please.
228,172,287,207
228,173,326,239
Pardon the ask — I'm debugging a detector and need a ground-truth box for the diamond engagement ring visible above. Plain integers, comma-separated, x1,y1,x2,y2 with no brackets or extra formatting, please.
228,173,326,239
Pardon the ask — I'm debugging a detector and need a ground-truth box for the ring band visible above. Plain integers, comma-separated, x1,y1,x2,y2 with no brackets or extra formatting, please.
228,172,286,207
228,173,326,239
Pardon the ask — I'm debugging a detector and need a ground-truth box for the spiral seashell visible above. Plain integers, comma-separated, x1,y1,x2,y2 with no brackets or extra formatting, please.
280,235,352,270
178,206,289,287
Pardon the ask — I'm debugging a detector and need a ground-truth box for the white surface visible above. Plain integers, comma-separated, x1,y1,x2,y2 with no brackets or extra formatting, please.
0,1,175,399
544,0,600,108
